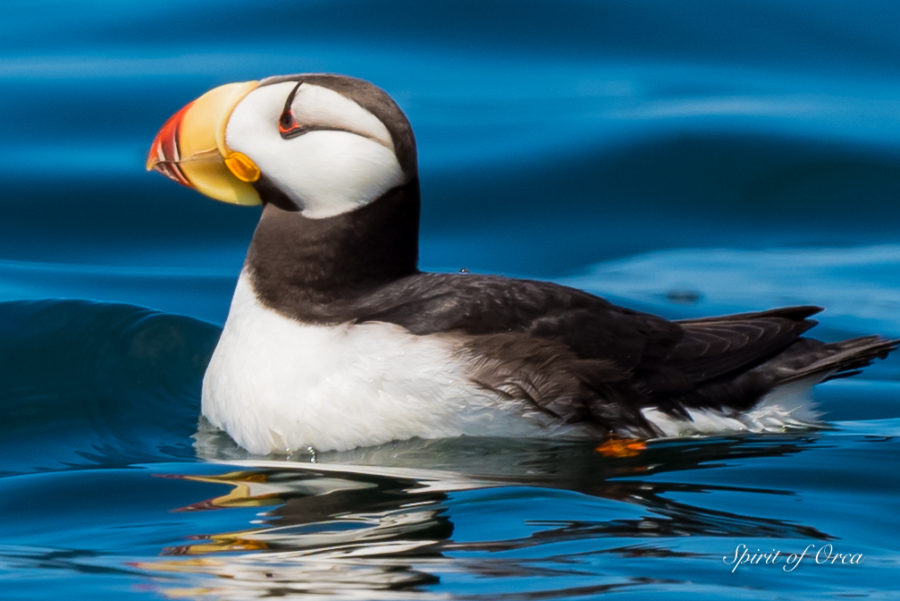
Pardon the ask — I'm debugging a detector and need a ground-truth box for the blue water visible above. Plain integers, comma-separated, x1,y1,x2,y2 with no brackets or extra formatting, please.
2,1,899,599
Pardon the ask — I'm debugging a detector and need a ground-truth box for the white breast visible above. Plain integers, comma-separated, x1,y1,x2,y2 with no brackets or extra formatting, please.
202,272,564,454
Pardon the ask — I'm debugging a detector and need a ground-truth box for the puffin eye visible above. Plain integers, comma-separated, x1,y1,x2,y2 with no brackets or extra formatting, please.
278,80,308,139
278,115,308,139
278,111,303,136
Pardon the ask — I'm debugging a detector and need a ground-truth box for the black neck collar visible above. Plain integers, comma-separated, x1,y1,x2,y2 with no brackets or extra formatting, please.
246,180,421,319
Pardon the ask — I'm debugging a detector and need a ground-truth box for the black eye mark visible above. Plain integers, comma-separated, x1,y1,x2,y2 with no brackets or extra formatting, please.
278,80,308,139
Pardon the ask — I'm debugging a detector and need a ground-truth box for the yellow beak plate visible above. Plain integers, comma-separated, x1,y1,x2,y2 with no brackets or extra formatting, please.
147,80,261,206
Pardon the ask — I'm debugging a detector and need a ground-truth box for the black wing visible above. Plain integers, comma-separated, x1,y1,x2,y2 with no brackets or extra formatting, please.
350,273,821,426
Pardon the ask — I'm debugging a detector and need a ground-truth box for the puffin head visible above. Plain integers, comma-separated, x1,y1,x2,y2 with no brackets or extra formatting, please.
147,74,417,218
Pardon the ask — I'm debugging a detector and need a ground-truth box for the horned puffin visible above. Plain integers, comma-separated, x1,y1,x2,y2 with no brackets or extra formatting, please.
147,74,897,455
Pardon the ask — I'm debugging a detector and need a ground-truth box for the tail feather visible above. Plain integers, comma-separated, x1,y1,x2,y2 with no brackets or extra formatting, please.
639,330,896,438
677,305,823,325
777,336,899,384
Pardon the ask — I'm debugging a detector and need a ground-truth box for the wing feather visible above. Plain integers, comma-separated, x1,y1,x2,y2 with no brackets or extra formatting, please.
352,273,831,424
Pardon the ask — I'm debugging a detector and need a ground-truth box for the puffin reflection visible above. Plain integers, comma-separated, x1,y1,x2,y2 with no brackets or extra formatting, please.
142,465,450,599
136,433,830,599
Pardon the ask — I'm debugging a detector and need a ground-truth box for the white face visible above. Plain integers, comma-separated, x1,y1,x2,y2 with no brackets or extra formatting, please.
225,81,406,218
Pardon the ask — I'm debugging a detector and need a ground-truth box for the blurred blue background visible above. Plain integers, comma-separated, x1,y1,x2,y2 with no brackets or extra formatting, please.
1,2,899,600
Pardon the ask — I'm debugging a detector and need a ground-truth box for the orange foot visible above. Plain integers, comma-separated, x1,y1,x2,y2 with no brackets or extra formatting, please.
595,438,647,458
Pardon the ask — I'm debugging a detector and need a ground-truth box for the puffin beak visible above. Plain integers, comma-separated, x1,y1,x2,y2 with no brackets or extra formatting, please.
147,81,262,206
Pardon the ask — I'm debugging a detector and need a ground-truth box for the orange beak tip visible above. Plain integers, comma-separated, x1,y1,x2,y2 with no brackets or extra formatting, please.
146,101,195,186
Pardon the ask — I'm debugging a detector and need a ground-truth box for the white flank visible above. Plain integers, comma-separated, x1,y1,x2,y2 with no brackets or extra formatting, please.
640,376,824,438
202,272,565,454
226,82,405,218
